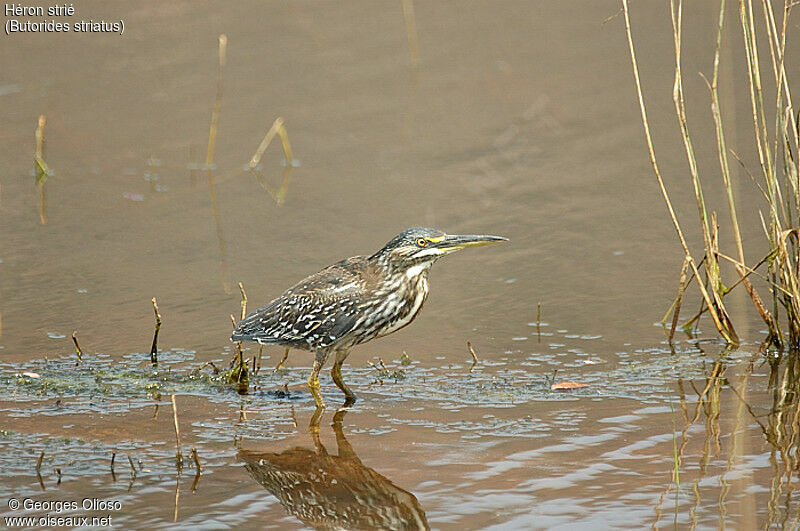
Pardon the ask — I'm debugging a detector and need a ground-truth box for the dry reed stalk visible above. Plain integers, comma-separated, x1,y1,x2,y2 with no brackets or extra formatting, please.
467,341,479,372
36,450,44,473
192,361,220,375
276,123,293,165
230,313,244,363
71,330,83,362
150,297,161,363
229,308,249,387
623,0,800,347
190,447,202,475
238,281,247,320
701,0,781,344
739,1,786,330
671,0,739,342
622,0,737,344
171,394,183,466
254,344,263,375
669,258,691,343
248,117,294,169
34,115,49,225
273,347,290,372
742,0,800,346
536,302,542,342
127,455,137,480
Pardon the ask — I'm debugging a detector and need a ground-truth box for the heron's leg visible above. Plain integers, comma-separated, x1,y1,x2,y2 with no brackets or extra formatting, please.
331,349,356,406
308,350,329,410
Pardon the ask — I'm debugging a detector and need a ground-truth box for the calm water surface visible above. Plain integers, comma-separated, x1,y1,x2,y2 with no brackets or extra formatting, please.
1,1,799,529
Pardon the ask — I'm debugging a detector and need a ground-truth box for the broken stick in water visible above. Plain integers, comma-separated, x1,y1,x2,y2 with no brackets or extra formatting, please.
273,347,290,372
150,297,161,364
71,331,83,362
171,394,183,468
467,341,479,372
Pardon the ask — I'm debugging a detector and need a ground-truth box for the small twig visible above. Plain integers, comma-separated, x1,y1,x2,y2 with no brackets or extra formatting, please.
602,8,623,25
110,452,116,482
248,118,282,168
238,282,247,321
536,302,542,343
35,115,45,161
34,115,49,225
150,297,161,364
467,341,479,372
36,450,44,473
249,117,295,169
254,345,263,375
228,315,248,386
378,357,389,373
171,394,183,467
191,361,219,375
71,330,83,362
669,258,691,344
127,455,137,480
276,122,294,167
273,347,289,372
230,314,245,365
729,149,770,202
190,447,202,475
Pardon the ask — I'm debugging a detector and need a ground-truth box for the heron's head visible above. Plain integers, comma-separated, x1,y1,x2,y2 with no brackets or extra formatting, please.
371,227,507,271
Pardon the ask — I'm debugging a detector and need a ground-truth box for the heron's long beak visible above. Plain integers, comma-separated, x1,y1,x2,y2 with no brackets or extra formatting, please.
433,233,508,252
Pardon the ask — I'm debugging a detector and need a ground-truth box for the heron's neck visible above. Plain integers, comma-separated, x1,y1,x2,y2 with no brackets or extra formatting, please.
374,253,435,280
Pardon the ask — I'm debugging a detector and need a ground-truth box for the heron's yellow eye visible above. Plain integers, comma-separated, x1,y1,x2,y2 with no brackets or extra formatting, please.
416,238,428,247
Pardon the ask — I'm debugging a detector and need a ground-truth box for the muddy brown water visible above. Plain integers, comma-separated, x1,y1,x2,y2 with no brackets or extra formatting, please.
2,1,800,529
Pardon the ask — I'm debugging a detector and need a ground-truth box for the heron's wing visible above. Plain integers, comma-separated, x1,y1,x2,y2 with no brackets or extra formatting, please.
231,257,368,349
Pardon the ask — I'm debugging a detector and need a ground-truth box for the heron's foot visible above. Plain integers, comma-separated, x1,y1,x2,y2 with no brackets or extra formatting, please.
331,361,357,406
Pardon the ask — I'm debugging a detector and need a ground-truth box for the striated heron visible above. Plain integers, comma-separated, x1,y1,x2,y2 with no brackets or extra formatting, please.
232,227,507,409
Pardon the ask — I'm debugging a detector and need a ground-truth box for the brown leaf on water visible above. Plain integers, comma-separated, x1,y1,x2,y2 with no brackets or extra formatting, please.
550,381,588,391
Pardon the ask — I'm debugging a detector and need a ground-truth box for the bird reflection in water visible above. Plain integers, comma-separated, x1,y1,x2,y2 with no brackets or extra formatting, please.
238,408,429,530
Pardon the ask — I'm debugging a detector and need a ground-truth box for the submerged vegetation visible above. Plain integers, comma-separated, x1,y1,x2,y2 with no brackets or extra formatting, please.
623,0,800,349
